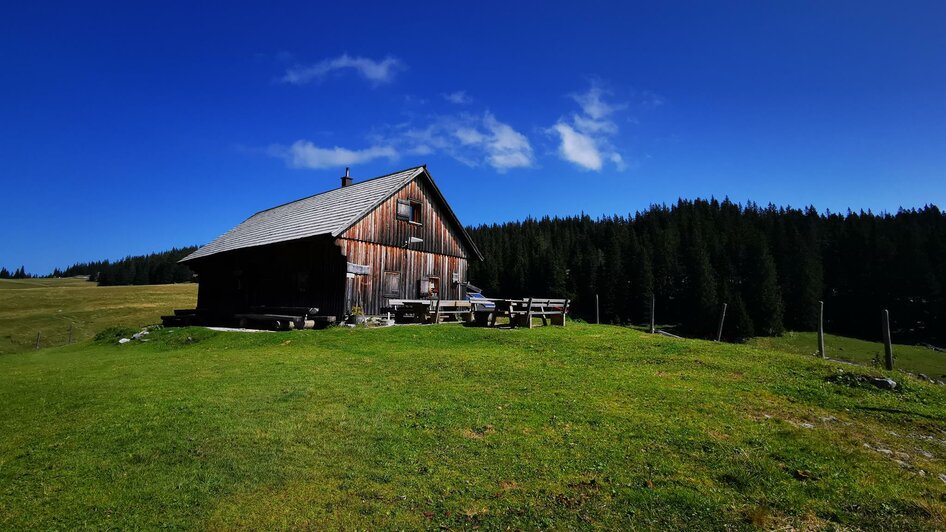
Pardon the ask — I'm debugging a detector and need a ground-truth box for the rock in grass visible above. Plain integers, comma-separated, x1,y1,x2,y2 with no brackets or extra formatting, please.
793,469,812,480
118,338,131,344
870,377,897,390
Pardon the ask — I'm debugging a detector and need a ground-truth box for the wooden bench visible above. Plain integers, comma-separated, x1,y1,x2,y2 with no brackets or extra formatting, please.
387,299,473,324
474,298,569,328
387,297,569,328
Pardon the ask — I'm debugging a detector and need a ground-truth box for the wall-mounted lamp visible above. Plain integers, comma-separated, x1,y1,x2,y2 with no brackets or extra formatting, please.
404,236,423,248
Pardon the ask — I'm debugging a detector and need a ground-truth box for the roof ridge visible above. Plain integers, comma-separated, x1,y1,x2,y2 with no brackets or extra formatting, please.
249,165,426,218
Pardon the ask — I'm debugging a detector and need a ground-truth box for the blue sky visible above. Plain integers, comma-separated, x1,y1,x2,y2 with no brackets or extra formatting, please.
2,1,945,274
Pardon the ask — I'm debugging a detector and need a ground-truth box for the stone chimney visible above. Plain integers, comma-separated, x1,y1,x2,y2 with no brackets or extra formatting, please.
341,167,352,187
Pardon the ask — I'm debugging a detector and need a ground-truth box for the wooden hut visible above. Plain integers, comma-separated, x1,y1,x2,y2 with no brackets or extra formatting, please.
179,166,482,321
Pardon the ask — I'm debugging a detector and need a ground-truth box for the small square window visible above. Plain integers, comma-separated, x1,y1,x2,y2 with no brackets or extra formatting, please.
397,199,422,224
420,276,440,298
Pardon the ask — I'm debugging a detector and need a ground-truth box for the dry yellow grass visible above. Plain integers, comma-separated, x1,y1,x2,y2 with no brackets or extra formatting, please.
0,278,196,354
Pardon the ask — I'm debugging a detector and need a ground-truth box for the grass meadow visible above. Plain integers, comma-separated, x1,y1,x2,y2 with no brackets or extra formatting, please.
1,323,945,529
2,279,946,528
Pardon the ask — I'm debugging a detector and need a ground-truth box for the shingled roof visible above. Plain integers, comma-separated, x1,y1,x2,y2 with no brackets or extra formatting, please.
180,166,481,262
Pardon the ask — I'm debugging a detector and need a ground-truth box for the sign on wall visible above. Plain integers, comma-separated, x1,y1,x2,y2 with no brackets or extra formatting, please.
347,262,371,275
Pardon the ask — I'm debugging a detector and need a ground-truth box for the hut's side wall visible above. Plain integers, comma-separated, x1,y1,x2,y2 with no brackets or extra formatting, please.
191,236,347,318
337,239,467,315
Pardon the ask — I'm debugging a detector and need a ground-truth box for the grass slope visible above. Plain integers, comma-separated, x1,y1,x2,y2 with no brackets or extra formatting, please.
0,278,196,354
1,324,944,529
750,331,946,379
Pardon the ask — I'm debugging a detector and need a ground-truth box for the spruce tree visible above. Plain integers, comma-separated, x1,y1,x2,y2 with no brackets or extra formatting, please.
744,237,784,336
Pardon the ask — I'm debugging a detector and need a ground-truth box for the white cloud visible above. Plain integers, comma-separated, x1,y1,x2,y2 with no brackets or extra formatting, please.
572,113,618,135
481,113,533,170
552,123,602,171
281,54,404,86
269,140,398,169
571,85,627,120
552,82,628,171
378,112,533,172
442,90,471,104
454,127,486,145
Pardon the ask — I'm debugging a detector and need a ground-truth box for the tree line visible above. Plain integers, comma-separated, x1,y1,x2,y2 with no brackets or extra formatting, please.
466,200,946,345
51,246,198,286
0,266,34,279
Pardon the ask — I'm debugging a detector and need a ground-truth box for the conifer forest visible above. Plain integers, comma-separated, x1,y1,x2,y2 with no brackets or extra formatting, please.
468,200,946,344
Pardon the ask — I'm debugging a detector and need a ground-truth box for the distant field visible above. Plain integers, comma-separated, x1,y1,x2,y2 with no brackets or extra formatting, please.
0,278,196,354
749,331,946,379
0,277,91,289
1,324,945,529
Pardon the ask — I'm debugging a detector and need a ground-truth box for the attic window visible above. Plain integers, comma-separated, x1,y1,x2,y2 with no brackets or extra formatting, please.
396,199,422,224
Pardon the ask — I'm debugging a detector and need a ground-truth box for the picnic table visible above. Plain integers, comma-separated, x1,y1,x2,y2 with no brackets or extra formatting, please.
387,297,569,328
476,298,569,328
387,299,473,324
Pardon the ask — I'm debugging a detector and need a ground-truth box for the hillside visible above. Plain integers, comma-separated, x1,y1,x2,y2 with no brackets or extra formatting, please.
1,324,944,529
0,278,196,354
750,331,946,379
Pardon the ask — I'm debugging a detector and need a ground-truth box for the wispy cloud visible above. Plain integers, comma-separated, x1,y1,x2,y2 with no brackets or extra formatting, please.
479,113,533,170
268,140,398,169
551,82,628,171
377,112,533,172
281,54,405,86
552,123,603,171
442,90,471,104
572,85,627,120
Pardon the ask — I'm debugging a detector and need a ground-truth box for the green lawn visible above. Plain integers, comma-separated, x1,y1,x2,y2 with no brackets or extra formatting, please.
1,324,944,529
0,278,196,354
749,331,946,379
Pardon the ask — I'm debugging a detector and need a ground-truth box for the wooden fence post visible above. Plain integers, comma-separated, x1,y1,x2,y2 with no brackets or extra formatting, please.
882,309,894,370
817,301,825,358
595,294,600,325
716,303,728,342
34,332,41,350
650,294,656,334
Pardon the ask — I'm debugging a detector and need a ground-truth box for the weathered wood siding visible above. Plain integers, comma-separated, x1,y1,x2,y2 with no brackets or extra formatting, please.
339,176,472,259
337,239,467,315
